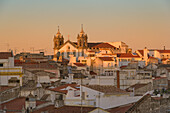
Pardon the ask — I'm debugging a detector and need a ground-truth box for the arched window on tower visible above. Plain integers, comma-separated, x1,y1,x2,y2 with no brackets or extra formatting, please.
60,41,62,46
83,40,85,47
79,40,81,47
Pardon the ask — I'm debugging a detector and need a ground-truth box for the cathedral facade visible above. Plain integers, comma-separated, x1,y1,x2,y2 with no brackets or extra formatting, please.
53,25,130,61
53,25,90,61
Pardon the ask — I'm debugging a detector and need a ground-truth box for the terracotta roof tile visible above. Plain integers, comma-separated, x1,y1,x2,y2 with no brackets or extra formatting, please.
0,86,15,93
99,57,114,61
73,63,86,67
93,43,116,48
48,83,79,94
107,103,134,113
52,106,96,113
0,97,47,112
31,105,55,113
157,50,170,53
153,77,167,81
87,42,103,48
151,97,162,100
149,56,157,59
84,85,128,95
15,61,57,69
0,52,12,59
117,53,140,58
90,71,97,75
137,50,144,56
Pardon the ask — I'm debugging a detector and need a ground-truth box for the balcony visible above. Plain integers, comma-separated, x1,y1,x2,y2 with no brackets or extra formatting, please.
0,67,23,75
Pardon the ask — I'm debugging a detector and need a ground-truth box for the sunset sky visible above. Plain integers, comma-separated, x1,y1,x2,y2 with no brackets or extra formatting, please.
0,0,170,54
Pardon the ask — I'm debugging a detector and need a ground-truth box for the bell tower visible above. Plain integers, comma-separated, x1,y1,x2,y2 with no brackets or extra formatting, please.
53,26,64,50
77,24,88,49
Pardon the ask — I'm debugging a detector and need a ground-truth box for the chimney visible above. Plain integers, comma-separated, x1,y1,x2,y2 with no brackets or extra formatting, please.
143,47,148,65
164,46,165,50
55,94,64,108
117,70,120,89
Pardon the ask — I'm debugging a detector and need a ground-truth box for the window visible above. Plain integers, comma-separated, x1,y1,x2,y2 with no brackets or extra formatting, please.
73,51,76,57
67,52,70,58
162,55,164,58
82,51,84,56
0,63,3,67
82,60,86,63
68,46,70,50
61,52,64,57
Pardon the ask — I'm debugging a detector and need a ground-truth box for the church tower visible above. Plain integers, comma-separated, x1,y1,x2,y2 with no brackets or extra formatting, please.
77,24,88,49
53,26,64,50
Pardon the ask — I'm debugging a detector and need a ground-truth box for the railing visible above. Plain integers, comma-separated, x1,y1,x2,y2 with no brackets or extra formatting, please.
0,67,23,75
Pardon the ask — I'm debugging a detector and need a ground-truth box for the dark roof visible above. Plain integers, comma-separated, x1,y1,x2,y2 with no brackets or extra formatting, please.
73,63,86,67
31,105,55,113
158,64,170,68
157,50,170,53
99,57,114,61
117,53,140,58
92,43,116,48
90,71,97,75
0,97,47,112
153,77,167,81
73,42,103,48
48,83,79,94
87,42,103,48
0,86,16,93
107,103,134,113
15,61,58,70
84,85,128,95
0,52,13,59
137,50,144,56
126,83,148,92
53,106,96,113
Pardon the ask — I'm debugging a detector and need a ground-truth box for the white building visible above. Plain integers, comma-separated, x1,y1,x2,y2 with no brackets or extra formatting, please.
0,52,23,86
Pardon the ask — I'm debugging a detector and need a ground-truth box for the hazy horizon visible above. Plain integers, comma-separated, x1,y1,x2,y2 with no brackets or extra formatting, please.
0,0,170,54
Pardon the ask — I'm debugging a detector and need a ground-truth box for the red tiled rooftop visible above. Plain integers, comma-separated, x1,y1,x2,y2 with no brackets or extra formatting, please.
117,53,140,58
157,50,170,53
73,63,86,67
0,52,12,59
99,57,114,61
137,50,144,56
53,105,96,113
149,56,157,59
15,62,57,69
48,83,79,94
120,65,127,69
153,77,167,81
31,105,55,113
0,97,48,112
151,97,162,100
161,58,169,61
0,86,15,93
90,71,97,75
84,85,128,95
0,97,26,111
107,103,134,113
93,43,116,49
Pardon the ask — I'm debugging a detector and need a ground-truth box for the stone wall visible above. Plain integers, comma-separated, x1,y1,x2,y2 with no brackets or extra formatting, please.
126,94,170,113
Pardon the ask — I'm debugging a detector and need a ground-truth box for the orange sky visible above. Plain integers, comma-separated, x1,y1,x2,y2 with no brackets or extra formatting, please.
0,0,170,54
